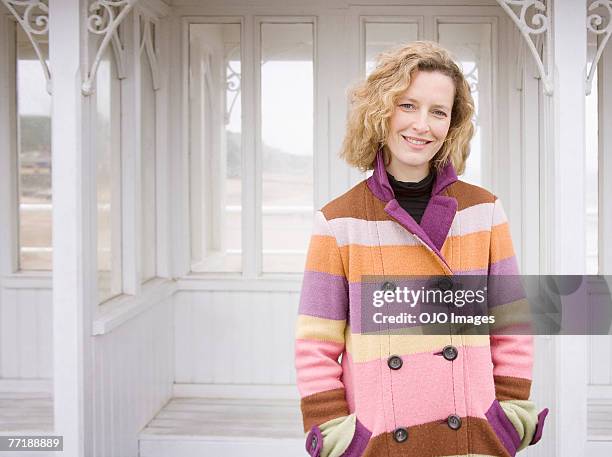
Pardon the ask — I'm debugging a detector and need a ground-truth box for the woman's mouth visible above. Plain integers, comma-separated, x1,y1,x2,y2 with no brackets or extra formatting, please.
401,135,432,149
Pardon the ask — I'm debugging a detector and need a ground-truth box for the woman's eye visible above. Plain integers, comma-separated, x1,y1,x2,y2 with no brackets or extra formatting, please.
433,110,447,117
399,103,414,110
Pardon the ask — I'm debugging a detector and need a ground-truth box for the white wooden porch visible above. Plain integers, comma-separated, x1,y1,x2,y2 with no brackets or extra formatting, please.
0,0,611,456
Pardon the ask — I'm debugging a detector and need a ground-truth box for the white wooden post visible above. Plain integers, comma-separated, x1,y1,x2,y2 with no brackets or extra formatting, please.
49,1,95,455
549,1,587,456
0,14,18,276
600,30,612,275
121,11,142,294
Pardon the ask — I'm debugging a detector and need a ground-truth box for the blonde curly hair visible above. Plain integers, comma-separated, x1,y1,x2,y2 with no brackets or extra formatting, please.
340,41,475,175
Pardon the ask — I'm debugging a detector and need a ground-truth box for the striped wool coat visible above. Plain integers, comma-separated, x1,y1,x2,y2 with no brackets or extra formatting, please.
295,151,548,457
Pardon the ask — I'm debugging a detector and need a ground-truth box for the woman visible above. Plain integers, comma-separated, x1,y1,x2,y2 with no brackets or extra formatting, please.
294,41,548,457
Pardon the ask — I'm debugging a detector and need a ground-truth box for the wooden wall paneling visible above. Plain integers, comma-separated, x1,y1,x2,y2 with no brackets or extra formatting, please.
37,290,52,378
17,289,35,378
92,332,103,457
173,292,192,383
192,291,210,384
0,288,18,377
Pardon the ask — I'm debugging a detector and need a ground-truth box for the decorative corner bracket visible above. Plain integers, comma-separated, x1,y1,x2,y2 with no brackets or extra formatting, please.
139,14,160,91
1,0,51,94
496,0,553,96
586,1,612,95
82,0,138,96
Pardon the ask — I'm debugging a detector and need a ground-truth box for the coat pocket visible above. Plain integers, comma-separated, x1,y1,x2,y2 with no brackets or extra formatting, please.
340,418,371,457
484,399,521,457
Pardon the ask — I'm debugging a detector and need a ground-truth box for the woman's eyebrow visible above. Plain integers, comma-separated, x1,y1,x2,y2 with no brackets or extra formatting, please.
399,97,450,111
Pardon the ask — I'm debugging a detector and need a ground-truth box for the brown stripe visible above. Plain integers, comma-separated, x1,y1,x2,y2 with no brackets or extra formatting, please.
362,416,512,457
322,181,373,220
323,181,398,222
494,375,532,400
447,181,496,211
323,179,497,222
300,387,349,432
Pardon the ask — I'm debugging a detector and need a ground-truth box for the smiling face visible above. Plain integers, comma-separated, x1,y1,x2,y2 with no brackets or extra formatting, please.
384,70,455,182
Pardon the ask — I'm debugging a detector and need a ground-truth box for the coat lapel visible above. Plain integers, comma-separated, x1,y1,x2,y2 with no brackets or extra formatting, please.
366,150,458,269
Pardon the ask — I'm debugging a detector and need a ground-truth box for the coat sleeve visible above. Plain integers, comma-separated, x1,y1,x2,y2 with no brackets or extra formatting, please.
487,197,549,451
295,210,356,456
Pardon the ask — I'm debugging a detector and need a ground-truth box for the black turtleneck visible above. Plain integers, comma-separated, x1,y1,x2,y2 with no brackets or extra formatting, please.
387,171,434,225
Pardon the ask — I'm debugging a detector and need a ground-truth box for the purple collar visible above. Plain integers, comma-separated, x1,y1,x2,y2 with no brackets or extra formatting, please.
366,150,458,271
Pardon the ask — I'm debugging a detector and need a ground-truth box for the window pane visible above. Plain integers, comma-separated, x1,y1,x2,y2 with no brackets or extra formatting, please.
261,23,313,273
96,49,122,302
365,22,418,76
438,23,492,187
16,27,52,270
141,48,157,282
189,23,242,272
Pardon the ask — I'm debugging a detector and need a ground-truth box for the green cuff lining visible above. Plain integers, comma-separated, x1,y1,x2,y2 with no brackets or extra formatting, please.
306,413,356,457
499,399,538,451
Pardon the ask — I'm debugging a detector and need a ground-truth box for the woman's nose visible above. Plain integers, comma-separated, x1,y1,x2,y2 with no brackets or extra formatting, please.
411,113,430,133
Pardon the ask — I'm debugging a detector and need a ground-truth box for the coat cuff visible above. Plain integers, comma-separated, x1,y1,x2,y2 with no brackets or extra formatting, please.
529,407,549,446
305,426,323,457
499,399,549,451
305,414,372,457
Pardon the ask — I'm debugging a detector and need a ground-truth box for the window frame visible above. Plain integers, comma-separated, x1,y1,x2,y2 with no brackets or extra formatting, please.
94,7,168,308
183,16,247,279
2,15,55,274
183,15,318,279
138,10,163,284
255,15,317,276
435,15,497,191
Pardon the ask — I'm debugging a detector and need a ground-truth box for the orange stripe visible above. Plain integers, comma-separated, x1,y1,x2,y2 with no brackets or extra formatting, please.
305,235,346,276
490,222,515,264
442,230,491,271
306,225,515,278
338,244,445,282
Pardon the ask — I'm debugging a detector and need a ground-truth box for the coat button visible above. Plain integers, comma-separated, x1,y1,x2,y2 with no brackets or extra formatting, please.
438,277,453,291
310,434,317,450
442,345,458,361
387,355,403,370
393,427,409,443
381,281,396,292
447,414,462,430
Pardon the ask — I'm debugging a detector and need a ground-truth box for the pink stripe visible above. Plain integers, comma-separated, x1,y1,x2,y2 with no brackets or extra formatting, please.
490,334,533,379
462,345,498,420
341,351,388,436
311,211,333,236
492,198,509,225
328,217,419,247
328,203,501,248
447,202,495,237
341,346,497,435
295,339,345,397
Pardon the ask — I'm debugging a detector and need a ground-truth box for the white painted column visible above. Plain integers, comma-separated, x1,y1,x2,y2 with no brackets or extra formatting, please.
549,1,587,456
121,11,143,294
599,31,612,275
49,1,95,456
550,1,587,272
0,13,18,276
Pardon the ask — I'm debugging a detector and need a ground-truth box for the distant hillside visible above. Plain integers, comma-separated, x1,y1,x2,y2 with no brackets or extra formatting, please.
226,130,311,177
20,115,51,161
